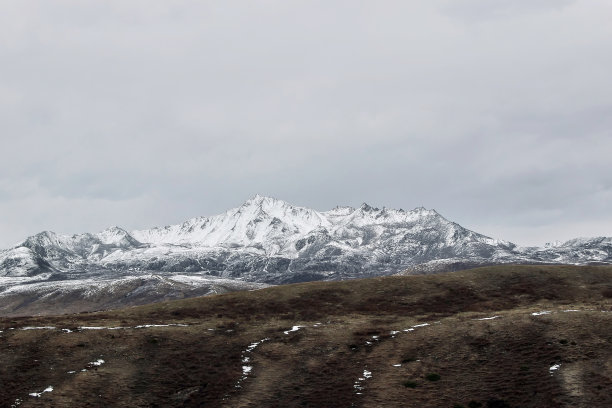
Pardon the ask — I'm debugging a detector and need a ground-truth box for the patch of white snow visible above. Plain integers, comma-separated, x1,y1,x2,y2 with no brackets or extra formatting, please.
21,326,55,330
532,311,552,316
232,337,271,390
283,325,302,334
353,368,373,395
134,324,188,328
28,386,53,397
549,364,561,374
246,338,270,352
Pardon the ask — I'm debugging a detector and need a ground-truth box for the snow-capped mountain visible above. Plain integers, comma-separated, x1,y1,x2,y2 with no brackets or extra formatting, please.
2,195,611,289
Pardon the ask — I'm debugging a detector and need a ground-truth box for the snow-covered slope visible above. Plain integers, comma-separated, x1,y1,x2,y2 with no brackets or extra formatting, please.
1,195,611,306
520,236,612,265
0,246,56,277
131,195,328,255
0,273,269,316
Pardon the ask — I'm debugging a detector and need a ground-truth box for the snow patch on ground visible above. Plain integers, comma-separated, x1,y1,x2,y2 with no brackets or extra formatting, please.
133,324,189,329
28,386,53,397
475,316,500,321
21,326,56,330
532,311,551,316
233,337,271,390
403,322,430,332
79,358,106,372
7,324,189,332
89,359,105,366
354,368,373,395
283,325,302,334
245,338,269,353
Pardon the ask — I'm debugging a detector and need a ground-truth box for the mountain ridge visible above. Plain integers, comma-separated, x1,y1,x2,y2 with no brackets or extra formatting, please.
0,195,610,315
1,195,611,282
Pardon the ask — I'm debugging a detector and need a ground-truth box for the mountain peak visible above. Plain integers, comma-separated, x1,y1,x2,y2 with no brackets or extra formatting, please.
22,230,59,246
411,206,439,216
100,226,128,234
97,226,140,246
359,203,379,212
243,194,284,207
238,195,303,218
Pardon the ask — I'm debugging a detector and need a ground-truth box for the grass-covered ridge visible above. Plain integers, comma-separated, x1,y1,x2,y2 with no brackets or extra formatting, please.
1,265,611,407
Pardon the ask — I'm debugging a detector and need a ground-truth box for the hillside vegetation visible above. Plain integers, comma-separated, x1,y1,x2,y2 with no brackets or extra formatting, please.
1,265,611,407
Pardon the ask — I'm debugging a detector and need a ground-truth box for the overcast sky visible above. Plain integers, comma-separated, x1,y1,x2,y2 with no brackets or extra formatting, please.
1,0,611,248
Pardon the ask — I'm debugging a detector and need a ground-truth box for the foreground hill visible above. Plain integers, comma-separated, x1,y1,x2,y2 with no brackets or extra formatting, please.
1,265,610,407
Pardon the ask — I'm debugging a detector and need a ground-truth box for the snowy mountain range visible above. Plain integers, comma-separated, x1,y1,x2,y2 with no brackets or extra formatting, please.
1,195,611,315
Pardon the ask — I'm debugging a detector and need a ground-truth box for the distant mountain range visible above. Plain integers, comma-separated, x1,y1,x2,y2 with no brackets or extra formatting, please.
1,195,610,315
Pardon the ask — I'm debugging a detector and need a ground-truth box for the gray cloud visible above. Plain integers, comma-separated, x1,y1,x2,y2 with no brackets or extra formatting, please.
0,0,611,248
440,0,576,21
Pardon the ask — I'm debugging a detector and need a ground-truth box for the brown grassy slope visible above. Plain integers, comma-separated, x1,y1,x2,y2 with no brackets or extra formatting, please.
0,264,610,407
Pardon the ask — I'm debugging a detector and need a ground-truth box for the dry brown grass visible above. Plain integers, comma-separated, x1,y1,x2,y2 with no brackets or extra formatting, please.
0,265,610,407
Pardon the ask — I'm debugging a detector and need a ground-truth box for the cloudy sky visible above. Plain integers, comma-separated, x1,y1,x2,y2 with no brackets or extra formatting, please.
1,0,611,248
